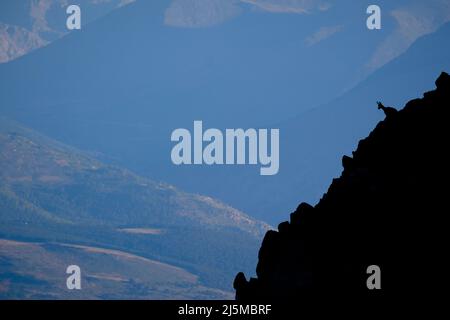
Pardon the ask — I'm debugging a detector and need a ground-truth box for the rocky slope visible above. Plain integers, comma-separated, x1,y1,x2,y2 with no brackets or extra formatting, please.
234,72,450,299
0,0,136,63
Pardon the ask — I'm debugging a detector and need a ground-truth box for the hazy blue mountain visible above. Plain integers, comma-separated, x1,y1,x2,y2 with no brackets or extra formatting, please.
0,117,270,297
0,0,394,114
0,1,398,145
1,1,449,224
151,21,450,223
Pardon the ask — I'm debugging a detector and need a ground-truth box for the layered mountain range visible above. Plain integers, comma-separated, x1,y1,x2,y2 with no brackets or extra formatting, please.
1,1,449,224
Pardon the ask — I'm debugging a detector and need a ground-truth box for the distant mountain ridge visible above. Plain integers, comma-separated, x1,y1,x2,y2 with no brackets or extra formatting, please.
2,1,450,225
1,9,449,225
0,1,425,226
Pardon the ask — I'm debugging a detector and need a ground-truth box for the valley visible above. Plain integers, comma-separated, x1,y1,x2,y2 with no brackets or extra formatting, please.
0,117,271,298
0,239,233,299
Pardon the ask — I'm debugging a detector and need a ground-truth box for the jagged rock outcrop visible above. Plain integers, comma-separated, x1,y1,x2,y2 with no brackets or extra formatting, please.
234,72,450,300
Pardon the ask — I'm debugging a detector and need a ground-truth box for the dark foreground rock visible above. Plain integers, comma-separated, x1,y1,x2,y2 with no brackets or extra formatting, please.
234,72,450,300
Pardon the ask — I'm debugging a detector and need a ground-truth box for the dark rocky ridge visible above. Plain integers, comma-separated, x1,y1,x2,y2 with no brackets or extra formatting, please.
234,72,450,300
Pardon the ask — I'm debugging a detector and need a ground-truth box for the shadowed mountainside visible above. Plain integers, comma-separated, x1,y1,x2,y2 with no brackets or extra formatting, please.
234,72,450,299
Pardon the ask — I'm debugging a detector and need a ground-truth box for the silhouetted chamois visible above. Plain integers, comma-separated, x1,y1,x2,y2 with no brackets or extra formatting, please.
377,101,398,117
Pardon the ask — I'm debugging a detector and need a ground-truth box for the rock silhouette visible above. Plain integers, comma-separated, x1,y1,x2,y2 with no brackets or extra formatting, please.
234,72,450,300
